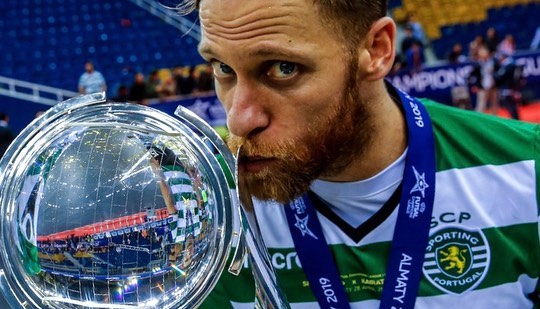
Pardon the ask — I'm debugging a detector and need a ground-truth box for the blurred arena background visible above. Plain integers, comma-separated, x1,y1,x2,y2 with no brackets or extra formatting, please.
0,0,539,307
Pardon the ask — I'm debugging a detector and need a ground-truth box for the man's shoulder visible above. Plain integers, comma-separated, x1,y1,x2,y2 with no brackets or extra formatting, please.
421,98,538,131
419,98,540,169
422,97,540,136
79,72,89,79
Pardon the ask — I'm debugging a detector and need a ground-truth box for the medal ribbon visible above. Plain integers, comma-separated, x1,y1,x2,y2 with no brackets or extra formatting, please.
285,87,436,309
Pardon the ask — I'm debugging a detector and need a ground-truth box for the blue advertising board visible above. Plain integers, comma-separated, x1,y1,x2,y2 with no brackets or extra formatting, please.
388,50,540,104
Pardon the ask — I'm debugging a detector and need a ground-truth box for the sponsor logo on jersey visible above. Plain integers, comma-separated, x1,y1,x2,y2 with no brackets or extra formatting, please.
423,226,490,294
271,251,302,270
243,251,302,270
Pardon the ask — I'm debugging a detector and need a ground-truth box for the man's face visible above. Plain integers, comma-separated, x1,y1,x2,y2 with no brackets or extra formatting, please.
199,0,373,202
85,63,93,73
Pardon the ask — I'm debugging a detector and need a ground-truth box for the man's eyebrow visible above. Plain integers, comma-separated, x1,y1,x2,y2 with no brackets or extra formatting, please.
198,44,299,60
246,47,295,59
198,44,214,58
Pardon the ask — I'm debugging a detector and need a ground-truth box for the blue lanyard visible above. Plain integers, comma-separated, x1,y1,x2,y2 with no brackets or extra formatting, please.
285,195,352,309
285,87,436,309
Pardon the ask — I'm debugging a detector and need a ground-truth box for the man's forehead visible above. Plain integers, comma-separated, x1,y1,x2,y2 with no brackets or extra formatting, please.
199,0,313,22
196,0,338,66
198,0,324,46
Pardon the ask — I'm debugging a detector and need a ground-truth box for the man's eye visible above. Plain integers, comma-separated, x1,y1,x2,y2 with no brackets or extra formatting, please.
211,62,235,77
267,61,298,78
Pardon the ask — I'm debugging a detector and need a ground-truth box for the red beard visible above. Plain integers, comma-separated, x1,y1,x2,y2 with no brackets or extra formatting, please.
228,64,374,203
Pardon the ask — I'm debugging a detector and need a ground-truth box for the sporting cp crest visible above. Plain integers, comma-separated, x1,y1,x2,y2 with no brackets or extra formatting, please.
423,226,490,294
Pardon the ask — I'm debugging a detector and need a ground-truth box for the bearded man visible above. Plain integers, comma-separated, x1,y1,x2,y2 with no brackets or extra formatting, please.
177,0,540,308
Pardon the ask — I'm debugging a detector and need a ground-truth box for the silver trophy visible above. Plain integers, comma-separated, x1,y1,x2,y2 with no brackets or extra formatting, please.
0,93,288,308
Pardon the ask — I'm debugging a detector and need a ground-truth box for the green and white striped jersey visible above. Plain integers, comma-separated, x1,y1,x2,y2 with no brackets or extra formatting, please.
16,144,65,275
161,164,206,243
200,98,540,308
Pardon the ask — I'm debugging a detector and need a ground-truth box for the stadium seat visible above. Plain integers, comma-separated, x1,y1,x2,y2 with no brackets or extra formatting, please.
392,0,540,59
0,0,202,92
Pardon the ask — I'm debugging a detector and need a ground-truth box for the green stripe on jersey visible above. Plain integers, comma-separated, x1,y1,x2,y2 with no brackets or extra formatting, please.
422,99,540,169
168,178,193,186
478,223,540,290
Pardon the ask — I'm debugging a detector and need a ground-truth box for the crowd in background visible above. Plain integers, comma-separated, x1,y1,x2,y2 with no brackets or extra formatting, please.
392,12,533,75
115,63,215,105
389,12,534,120
394,12,429,74
78,61,216,106
466,31,525,119
0,113,14,159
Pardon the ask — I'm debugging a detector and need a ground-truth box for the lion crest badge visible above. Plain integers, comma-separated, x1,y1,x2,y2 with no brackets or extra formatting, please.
423,226,490,294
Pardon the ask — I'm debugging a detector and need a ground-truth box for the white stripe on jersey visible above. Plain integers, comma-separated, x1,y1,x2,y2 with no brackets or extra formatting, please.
433,160,537,229
163,170,190,181
170,184,195,195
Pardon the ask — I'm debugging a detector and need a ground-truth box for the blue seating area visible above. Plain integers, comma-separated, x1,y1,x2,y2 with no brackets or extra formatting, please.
432,2,540,60
388,0,403,10
0,0,203,93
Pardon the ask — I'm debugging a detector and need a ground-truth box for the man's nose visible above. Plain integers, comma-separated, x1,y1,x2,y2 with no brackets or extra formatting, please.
226,81,270,138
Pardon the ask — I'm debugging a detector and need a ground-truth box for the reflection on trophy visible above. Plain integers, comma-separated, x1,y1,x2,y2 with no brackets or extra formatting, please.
0,92,288,308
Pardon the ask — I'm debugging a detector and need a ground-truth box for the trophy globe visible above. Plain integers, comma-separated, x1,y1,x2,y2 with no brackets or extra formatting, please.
0,92,237,308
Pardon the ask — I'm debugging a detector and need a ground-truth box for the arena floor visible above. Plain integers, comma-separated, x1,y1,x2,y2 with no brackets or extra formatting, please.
494,101,540,123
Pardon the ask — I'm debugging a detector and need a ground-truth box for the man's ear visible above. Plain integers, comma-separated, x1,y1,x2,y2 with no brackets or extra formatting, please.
359,17,396,81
